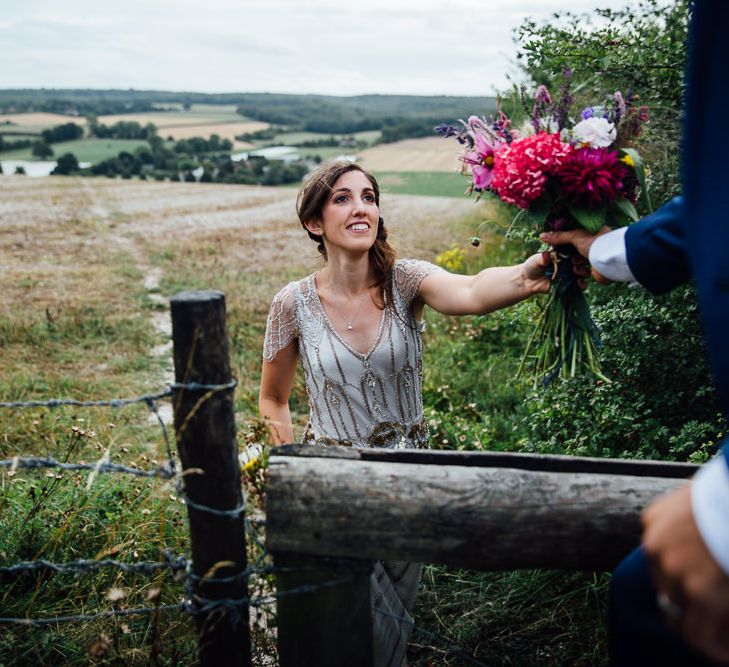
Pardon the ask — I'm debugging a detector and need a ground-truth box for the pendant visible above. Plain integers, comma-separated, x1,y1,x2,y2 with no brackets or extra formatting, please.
347,322,353,330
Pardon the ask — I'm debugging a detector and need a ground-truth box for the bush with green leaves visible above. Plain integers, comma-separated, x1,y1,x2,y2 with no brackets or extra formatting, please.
515,0,689,206
522,285,726,462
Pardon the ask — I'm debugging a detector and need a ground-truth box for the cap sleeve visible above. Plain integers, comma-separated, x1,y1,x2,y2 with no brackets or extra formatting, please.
262,282,299,362
394,259,444,306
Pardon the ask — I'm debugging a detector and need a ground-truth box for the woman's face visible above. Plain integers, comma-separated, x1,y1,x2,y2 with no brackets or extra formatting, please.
308,170,379,254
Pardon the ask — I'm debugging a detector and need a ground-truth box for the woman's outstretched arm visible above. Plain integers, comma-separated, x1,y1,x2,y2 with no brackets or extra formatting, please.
259,341,298,445
418,252,552,317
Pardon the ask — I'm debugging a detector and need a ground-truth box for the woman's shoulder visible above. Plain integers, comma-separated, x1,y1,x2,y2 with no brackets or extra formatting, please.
394,258,443,276
393,258,444,303
269,274,312,306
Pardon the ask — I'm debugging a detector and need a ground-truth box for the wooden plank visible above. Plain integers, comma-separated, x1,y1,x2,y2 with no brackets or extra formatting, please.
266,456,685,571
270,444,698,479
170,290,251,667
274,553,373,667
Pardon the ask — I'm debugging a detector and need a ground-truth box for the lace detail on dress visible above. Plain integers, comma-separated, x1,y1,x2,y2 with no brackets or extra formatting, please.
263,259,439,448
262,282,299,362
393,258,443,306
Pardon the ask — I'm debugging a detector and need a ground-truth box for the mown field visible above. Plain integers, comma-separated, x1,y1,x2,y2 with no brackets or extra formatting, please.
358,136,463,173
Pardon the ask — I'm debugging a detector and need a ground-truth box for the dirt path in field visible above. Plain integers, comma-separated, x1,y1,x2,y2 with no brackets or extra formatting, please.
0,175,475,426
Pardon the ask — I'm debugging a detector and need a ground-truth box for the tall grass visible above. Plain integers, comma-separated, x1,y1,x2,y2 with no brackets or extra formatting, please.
0,180,614,665
411,209,610,665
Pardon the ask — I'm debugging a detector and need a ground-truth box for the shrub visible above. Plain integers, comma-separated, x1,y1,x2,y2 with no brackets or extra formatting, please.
523,286,726,461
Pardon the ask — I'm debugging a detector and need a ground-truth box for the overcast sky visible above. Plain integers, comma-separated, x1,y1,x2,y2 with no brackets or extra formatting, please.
2,0,615,96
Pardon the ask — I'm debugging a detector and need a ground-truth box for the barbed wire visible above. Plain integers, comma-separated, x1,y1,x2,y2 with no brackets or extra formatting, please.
0,379,236,411
0,553,187,577
0,604,187,626
0,379,482,665
0,455,176,480
0,555,486,665
0,389,173,411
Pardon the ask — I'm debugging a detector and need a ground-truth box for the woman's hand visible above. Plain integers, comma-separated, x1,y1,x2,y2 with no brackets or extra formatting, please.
520,251,553,295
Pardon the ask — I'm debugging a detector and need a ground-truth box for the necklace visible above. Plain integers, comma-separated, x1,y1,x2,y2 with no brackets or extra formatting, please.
325,268,369,331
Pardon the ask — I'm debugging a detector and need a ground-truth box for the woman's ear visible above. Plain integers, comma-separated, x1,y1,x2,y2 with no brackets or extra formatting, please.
304,218,323,237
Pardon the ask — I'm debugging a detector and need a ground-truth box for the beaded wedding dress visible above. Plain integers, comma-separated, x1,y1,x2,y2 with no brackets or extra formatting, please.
263,258,442,666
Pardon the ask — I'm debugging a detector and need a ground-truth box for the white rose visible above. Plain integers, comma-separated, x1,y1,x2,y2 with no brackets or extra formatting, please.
571,117,616,148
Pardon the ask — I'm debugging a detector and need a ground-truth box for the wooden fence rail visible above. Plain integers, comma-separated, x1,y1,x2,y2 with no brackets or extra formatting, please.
267,444,697,666
166,290,700,667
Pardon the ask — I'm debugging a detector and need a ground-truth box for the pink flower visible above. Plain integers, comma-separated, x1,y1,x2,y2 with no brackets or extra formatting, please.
557,147,630,206
491,132,572,209
462,133,498,189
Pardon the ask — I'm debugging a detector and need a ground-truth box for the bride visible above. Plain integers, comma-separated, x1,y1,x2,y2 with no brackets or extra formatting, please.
260,160,551,666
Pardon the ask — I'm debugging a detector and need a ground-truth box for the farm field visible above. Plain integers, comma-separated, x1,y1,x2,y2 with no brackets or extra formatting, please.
157,120,268,145
0,174,473,409
0,112,81,127
375,171,469,198
358,136,463,172
97,110,243,127
261,129,381,145
97,110,269,147
0,137,151,162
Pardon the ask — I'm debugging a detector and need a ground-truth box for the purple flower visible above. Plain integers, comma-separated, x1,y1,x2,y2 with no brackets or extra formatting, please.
581,107,595,120
532,85,553,132
462,134,499,190
434,124,459,138
614,91,627,123
435,123,472,146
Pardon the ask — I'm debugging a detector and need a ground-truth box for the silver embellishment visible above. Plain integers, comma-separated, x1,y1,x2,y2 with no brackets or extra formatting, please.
269,260,439,448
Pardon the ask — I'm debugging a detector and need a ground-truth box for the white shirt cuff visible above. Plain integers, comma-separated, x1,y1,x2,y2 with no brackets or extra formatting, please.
691,455,729,576
588,227,638,284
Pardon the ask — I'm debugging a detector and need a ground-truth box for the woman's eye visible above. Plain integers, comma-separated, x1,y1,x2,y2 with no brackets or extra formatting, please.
364,194,375,202
334,195,348,203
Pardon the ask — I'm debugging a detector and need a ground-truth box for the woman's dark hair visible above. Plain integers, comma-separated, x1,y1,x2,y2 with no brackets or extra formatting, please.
297,161,396,309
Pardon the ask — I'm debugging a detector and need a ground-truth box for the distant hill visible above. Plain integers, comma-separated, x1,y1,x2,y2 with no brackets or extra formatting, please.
0,89,497,136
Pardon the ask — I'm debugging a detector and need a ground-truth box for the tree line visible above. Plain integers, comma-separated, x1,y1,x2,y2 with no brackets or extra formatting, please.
0,89,497,141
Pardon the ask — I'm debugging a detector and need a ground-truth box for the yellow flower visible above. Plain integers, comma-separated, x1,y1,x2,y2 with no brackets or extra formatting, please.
243,456,260,472
435,244,465,272
620,154,635,167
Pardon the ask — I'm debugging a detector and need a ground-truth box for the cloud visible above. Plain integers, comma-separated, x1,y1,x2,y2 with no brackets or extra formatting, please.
0,0,625,94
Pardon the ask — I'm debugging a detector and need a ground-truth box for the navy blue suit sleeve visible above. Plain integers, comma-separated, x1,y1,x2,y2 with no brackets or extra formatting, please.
624,196,690,295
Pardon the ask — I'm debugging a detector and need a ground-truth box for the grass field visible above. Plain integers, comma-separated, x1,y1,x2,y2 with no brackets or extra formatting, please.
375,171,469,198
260,129,381,145
97,110,245,127
0,138,150,162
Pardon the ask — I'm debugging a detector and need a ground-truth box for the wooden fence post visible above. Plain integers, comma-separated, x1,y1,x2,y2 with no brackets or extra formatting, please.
170,290,251,667
274,552,374,667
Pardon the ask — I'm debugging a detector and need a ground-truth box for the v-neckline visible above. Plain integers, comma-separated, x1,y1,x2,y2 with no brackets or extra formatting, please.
308,273,387,359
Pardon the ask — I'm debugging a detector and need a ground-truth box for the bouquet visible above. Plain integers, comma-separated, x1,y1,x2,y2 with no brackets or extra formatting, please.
437,79,651,384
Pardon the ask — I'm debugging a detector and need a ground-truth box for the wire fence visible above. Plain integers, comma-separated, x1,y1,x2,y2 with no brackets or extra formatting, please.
0,383,487,666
